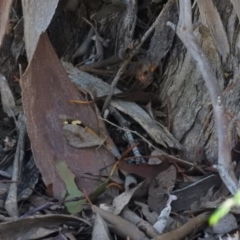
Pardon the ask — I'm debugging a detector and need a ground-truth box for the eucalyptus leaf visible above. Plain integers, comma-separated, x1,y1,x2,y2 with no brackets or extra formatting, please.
56,160,85,213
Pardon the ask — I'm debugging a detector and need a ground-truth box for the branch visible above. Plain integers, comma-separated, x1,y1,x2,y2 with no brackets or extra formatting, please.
167,0,238,194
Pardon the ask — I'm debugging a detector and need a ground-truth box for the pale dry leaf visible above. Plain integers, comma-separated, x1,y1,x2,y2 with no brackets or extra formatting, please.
0,0,12,48
21,0,59,62
29,227,58,240
211,213,237,234
112,182,145,215
0,74,15,117
197,0,230,61
92,213,112,240
230,0,240,23
62,61,182,150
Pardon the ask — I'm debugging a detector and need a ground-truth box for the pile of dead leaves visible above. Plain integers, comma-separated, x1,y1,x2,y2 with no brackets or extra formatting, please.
0,0,239,239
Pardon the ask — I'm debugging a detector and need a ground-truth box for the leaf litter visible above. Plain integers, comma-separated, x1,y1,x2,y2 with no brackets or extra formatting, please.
0,0,238,239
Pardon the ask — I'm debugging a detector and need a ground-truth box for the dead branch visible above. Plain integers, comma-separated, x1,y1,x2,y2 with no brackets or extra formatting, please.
153,212,210,240
167,0,238,194
121,207,158,238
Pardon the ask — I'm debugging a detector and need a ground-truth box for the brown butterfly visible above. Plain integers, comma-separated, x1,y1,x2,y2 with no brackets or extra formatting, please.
59,115,106,148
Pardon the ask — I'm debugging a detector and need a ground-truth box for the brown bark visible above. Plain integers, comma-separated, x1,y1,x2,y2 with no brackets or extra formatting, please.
148,0,240,165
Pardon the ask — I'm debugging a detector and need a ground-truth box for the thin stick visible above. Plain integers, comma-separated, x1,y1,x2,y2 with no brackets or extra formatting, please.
167,0,238,194
100,117,206,172
5,113,26,217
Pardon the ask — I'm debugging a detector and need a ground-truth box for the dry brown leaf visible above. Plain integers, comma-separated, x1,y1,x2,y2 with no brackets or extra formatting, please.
0,0,12,48
0,74,15,117
21,0,59,62
197,0,230,61
21,33,116,199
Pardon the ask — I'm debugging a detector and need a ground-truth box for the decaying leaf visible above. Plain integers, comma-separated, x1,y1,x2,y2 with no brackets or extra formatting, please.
197,0,230,61
230,0,240,22
118,159,170,179
211,213,237,234
56,160,85,213
22,0,59,62
92,205,149,240
0,214,90,240
0,74,15,117
70,91,162,106
91,1,126,20
112,181,147,215
0,0,12,48
148,164,177,213
22,33,116,199
92,213,112,240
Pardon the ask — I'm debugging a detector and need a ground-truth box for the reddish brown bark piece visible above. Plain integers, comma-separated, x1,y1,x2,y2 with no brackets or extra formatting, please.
22,33,116,199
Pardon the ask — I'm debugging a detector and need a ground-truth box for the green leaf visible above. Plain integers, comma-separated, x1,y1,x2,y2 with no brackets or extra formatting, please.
56,160,85,213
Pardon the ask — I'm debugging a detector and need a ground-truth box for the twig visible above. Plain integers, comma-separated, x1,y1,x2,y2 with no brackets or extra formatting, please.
121,207,159,238
153,212,210,240
100,116,160,152
101,6,169,114
109,106,145,164
100,116,200,170
19,197,86,219
5,113,26,217
167,0,238,194
82,17,104,62
92,205,149,240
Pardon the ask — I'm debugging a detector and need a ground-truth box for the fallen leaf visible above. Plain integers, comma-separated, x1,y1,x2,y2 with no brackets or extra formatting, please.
230,0,240,23
22,33,116,199
56,160,85,213
92,205,149,240
197,0,230,61
148,164,177,213
70,91,161,106
0,214,90,240
29,227,58,240
211,213,237,234
112,181,147,215
0,0,12,48
108,91,161,106
118,159,170,179
91,1,126,20
22,0,59,62
92,213,112,240
0,74,15,117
